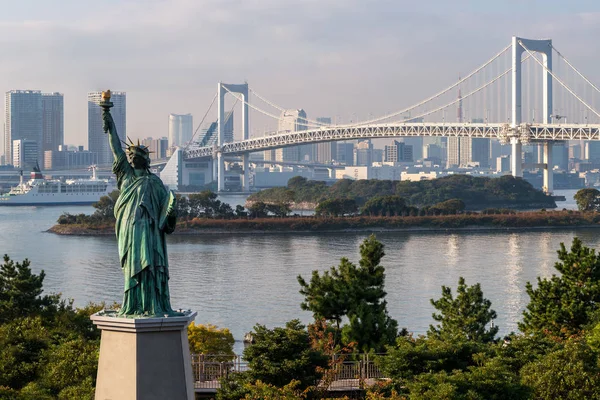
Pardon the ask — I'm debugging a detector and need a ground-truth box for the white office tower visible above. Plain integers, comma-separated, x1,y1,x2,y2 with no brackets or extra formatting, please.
41,92,64,155
5,90,43,165
276,109,307,162
12,139,38,170
168,113,193,147
88,91,126,165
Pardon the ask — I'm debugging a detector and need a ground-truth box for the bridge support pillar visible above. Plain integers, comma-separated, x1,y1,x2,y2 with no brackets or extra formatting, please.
242,153,249,192
217,152,225,192
542,141,553,194
212,157,218,182
510,138,523,178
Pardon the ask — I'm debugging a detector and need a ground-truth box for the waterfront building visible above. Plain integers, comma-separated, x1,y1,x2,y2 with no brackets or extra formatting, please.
5,90,43,164
44,145,99,170
41,92,64,155
141,137,168,160
168,113,193,148
88,91,126,165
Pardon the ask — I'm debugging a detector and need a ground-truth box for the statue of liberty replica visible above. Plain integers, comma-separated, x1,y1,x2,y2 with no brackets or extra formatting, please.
100,90,181,318
92,91,195,400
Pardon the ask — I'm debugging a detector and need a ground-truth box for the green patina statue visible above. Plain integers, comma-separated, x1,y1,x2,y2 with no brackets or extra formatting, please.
101,90,182,318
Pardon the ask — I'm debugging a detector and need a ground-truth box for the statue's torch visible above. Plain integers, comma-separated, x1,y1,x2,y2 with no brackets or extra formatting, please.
99,90,114,134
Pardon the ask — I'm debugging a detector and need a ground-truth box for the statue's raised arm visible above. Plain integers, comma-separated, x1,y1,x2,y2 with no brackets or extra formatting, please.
100,90,125,159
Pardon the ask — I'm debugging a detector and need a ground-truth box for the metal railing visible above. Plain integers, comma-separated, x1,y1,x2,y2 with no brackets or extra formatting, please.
191,353,386,391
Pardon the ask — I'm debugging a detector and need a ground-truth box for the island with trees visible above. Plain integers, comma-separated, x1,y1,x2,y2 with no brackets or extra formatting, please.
247,175,557,210
48,183,600,236
5,235,600,399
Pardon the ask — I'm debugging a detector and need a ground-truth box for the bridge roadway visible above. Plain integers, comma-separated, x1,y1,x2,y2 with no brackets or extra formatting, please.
184,122,600,159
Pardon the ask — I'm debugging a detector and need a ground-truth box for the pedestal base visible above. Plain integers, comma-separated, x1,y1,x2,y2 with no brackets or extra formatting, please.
91,310,197,400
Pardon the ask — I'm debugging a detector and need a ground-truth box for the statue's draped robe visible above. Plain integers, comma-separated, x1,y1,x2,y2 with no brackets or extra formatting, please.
113,153,176,316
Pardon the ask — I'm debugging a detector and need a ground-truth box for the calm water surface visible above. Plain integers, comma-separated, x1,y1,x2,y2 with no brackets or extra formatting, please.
0,191,591,350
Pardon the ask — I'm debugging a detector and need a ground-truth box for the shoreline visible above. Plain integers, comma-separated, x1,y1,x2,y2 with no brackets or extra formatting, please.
47,221,600,237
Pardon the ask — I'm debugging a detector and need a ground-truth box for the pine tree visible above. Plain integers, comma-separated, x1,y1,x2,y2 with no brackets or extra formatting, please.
519,238,600,338
0,255,57,324
298,235,398,352
428,277,498,343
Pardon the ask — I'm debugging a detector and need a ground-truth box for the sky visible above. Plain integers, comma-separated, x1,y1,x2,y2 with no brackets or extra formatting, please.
1,0,600,152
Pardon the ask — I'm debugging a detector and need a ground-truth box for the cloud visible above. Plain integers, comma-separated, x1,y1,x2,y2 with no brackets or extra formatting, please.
0,0,599,150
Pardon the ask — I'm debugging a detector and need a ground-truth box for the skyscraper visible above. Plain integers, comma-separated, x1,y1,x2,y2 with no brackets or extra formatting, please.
315,117,336,163
88,91,126,165
168,113,193,147
42,92,64,154
5,90,43,164
384,140,413,162
275,109,307,162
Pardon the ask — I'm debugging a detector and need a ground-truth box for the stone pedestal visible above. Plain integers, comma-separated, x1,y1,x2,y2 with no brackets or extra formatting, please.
91,310,197,400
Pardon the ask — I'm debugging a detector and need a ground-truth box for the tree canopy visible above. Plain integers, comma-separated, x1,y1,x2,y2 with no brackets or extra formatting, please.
519,237,600,339
574,188,600,212
248,174,555,210
297,235,398,352
428,277,498,343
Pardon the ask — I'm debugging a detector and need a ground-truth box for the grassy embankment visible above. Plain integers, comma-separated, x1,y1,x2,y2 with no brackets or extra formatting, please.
48,210,600,236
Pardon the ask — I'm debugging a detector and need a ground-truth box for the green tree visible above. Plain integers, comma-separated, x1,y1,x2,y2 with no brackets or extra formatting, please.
187,322,235,360
361,195,407,216
91,190,119,220
430,198,466,215
574,188,600,212
315,198,357,217
0,255,58,324
428,277,498,343
217,320,327,399
265,202,291,217
247,201,268,218
175,194,190,219
521,340,600,400
298,235,398,352
234,205,248,217
519,237,600,338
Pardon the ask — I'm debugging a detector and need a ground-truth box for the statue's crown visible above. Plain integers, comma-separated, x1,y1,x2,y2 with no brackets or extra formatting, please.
125,137,153,158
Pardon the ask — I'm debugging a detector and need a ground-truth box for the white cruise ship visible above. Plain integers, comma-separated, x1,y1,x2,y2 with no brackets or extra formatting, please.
0,165,116,206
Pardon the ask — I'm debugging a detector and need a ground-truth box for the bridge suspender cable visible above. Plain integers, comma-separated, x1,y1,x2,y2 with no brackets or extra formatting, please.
222,86,326,129
249,87,330,127
184,92,217,151
345,44,512,127
404,61,520,123
520,40,600,120
552,45,600,96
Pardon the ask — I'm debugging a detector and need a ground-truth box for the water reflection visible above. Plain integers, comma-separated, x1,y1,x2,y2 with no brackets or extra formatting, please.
3,206,600,344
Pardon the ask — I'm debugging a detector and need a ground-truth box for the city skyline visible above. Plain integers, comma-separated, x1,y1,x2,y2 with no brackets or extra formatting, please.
0,1,600,156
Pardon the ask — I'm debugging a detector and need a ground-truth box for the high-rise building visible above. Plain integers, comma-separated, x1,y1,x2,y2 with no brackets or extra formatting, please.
12,139,38,170
168,113,193,148
470,138,490,167
354,140,373,166
384,140,413,162
336,142,355,165
88,91,126,165
275,109,307,162
315,117,336,163
41,92,64,155
141,137,169,160
5,90,43,165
